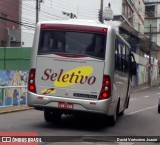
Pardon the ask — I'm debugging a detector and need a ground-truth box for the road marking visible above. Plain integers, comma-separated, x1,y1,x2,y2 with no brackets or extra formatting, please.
157,93,160,95
124,105,157,116
130,99,134,101
144,96,150,98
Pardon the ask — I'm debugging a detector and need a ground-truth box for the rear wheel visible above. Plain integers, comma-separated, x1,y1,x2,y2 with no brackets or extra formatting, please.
158,104,160,113
119,110,124,116
44,110,53,122
126,95,130,109
108,102,120,126
44,109,62,122
108,113,117,126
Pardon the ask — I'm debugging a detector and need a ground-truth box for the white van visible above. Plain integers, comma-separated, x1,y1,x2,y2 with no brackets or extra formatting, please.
27,19,136,126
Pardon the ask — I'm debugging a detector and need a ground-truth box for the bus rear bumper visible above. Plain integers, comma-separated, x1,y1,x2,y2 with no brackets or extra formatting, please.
27,92,115,116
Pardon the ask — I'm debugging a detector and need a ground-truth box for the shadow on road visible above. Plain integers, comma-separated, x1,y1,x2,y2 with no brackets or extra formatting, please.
37,114,116,132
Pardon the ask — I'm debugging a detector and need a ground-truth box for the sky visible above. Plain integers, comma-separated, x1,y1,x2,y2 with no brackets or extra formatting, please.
22,0,120,28
40,0,100,20
21,0,121,46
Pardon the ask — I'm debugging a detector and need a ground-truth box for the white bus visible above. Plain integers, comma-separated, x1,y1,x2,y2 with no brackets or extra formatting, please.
27,19,136,126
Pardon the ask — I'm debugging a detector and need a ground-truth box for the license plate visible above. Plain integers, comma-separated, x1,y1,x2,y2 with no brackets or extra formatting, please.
58,102,73,109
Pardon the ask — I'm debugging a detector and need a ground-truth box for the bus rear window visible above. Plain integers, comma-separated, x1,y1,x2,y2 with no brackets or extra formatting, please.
38,30,106,59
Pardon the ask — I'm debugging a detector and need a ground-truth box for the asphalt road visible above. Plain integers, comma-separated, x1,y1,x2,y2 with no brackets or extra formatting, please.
0,86,160,145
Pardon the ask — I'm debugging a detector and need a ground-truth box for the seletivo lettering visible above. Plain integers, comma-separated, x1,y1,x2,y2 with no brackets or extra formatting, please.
41,69,96,85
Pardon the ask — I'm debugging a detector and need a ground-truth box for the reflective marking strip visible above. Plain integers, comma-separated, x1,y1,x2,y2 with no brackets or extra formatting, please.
43,98,49,100
124,105,157,116
144,96,149,98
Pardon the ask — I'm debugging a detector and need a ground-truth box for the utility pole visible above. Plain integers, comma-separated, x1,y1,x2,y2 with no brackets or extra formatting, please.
148,24,152,86
36,0,39,23
36,0,43,23
99,0,104,23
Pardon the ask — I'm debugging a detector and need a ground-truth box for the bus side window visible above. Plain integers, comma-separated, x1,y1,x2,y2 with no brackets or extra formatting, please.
115,38,122,71
115,38,129,72
118,41,122,71
125,46,129,72
115,38,118,70
121,44,126,72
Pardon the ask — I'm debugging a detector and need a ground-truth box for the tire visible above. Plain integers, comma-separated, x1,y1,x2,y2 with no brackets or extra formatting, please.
158,104,160,113
119,110,124,116
126,96,130,109
44,110,62,122
108,113,117,126
44,110,53,122
52,112,62,122
108,102,120,126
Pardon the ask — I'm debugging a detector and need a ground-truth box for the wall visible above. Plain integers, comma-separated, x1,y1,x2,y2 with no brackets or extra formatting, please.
0,47,31,70
0,0,20,45
132,52,159,86
0,47,31,107
21,29,34,48
0,70,28,106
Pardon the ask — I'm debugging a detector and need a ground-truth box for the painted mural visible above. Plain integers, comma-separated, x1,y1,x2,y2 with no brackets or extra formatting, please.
0,70,28,107
137,64,158,85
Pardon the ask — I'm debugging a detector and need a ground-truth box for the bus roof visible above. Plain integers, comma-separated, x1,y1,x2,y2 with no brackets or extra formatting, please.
37,19,113,29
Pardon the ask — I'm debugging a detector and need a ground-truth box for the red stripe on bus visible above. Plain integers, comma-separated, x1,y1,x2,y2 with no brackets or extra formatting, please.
41,24,107,34
55,54,86,58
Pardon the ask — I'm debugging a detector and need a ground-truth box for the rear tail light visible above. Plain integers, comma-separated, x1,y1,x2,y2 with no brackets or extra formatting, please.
28,68,36,93
98,75,111,100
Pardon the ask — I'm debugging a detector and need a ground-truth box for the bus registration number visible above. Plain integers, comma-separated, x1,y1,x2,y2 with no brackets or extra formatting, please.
58,102,73,109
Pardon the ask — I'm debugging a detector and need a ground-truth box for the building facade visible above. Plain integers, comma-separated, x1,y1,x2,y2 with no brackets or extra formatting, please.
109,0,147,54
122,0,145,34
0,0,20,47
144,0,160,47
144,0,160,72
108,0,159,85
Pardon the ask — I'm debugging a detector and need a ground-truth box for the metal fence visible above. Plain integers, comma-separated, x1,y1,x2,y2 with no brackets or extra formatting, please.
0,86,27,108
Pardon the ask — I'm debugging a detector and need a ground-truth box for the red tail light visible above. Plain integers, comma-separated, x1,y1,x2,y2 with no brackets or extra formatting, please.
28,68,36,93
98,75,111,100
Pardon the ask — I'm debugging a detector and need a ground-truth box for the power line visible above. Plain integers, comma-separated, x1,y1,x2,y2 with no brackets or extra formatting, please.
0,16,35,29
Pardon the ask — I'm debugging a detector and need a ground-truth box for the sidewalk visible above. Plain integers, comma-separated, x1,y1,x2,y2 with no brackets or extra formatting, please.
130,83,150,93
0,104,32,114
0,83,159,114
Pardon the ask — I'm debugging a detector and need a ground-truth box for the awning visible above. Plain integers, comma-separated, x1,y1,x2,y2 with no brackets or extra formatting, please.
120,22,160,53
105,20,160,53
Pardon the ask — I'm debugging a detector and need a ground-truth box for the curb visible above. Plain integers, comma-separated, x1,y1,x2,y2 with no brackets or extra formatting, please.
131,83,160,93
0,107,33,114
131,86,150,93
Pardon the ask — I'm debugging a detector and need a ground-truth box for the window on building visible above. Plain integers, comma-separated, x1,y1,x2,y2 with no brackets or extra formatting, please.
1,13,7,24
145,5,155,17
